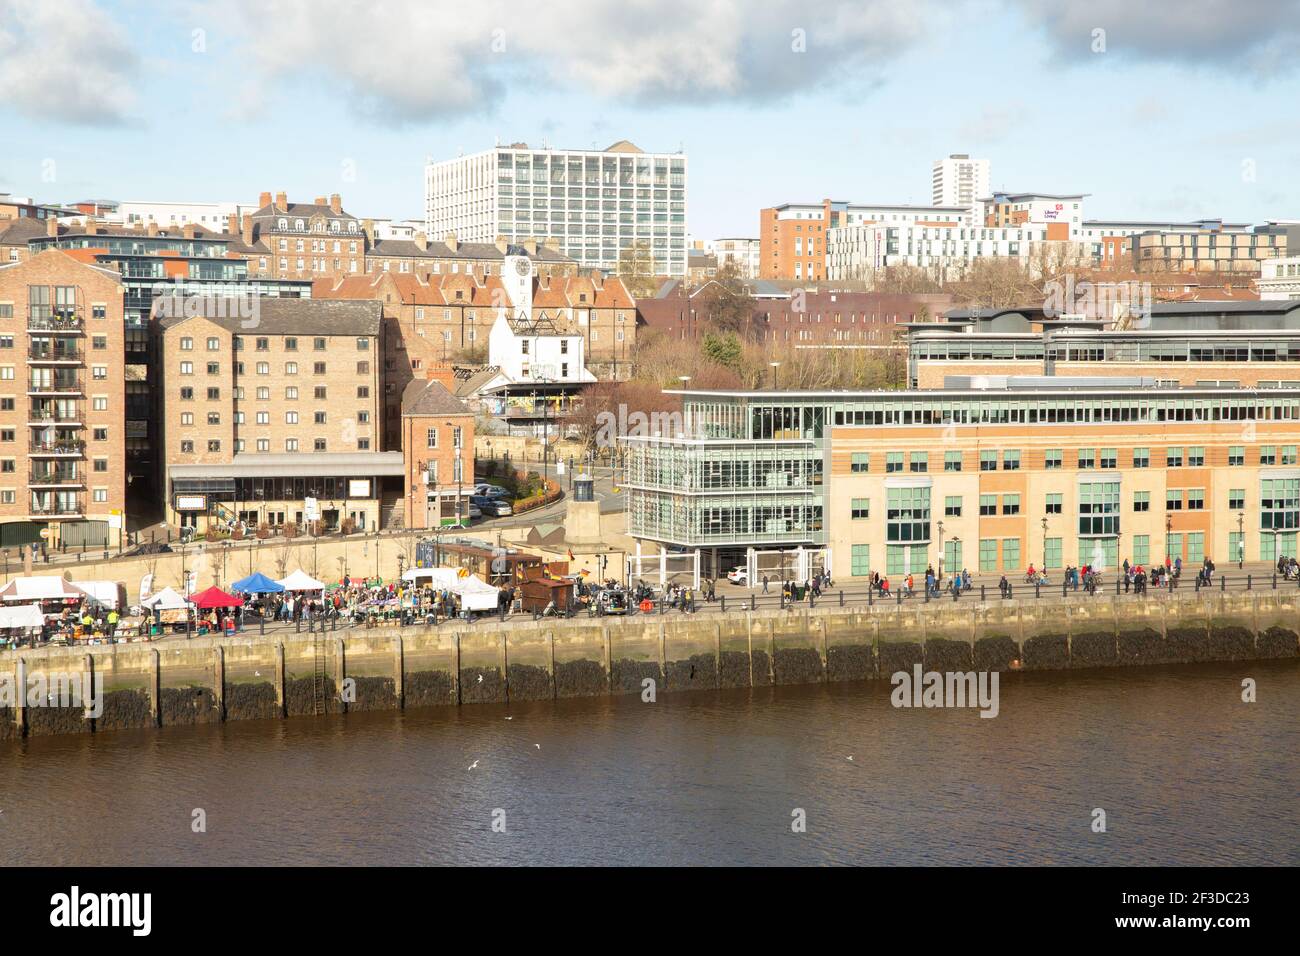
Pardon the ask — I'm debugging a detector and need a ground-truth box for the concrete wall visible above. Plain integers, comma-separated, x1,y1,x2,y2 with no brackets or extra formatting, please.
2,591,1296,740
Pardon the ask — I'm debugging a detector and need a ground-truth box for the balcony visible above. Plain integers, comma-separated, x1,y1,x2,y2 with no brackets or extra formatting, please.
27,374,84,396
27,347,83,363
26,315,85,334
29,470,84,488
29,439,85,456
29,502,84,519
28,409,82,426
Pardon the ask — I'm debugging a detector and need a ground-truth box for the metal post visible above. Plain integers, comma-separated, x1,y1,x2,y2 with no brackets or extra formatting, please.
1248,574,1252,591
839,590,844,607
720,595,726,613
1035,582,1040,599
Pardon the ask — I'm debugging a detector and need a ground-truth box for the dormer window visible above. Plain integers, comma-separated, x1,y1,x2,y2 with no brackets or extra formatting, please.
330,220,340,233
295,219,304,231
278,218,287,229
348,222,358,233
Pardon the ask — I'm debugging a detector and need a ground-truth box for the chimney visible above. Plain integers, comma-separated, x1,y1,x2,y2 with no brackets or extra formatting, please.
362,218,375,244
241,214,254,246
445,232,459,253
46,216,60,238
329,193,342,214
132,222,144,233
314,196,327,206
414,231,428,252
542,236,560,251
84,219,99,236
494,235,508,254
182,223,197,240
259,191,272,209
147,222,159,237
590,270,603,290
226,213,239,235
523,237,538,256
275,191,287,210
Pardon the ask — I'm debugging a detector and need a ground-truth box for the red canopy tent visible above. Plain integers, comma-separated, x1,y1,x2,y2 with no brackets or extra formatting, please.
189,586,242,610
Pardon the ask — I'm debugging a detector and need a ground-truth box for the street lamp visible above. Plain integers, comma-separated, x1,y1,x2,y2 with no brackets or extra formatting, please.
936,520,945,582
769,361,781,390
1041,515,1048,572
1237,511,1245,569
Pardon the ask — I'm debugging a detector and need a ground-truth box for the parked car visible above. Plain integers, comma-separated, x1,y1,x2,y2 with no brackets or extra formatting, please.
473,483,511,499
726,566,749,586
471,494,513,517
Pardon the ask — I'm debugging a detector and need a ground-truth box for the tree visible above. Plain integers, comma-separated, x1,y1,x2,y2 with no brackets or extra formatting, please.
872,263,942,294
949,258,1041,310
616,240,659,299
699,262,758,336
702,330,743,371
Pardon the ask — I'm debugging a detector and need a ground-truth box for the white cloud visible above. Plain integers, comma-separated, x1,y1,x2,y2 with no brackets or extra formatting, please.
204,0,936,124
0,0,140,125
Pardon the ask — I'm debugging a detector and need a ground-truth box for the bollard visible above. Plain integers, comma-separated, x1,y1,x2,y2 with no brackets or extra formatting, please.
259,617,265,636
295,618,301,633
780,592,785,610
868,589,873,607
1062,582,1067,598
1035,582,1041,599
896,589,901,606
981,584,986,602
839,590,844,607
1221,575,1226,592
720,595,726,613
923,588,929,604
750,594,756,612
810,592,816,609
1248,574,1252,591
1273,573,1278,590
1008,583,1013,600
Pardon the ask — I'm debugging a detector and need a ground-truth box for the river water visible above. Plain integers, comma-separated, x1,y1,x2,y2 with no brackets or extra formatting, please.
1,662,1296,866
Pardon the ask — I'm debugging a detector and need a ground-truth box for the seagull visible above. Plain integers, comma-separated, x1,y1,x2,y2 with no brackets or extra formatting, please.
504,716,513,720
468,759,479,770
476,674,483,684
254,670,261,677
846,755,854,761
534,744,540,750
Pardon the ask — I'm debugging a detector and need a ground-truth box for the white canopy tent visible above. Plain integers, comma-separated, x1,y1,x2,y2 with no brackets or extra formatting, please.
0,576,88,602
0,603,46,629
278,570,326,592
141,587,190,611
401,567,500,611
401,567,462,588
71,580,122,609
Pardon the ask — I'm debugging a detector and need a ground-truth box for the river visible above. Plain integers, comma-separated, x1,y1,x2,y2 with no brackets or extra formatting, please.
1,661,1296,866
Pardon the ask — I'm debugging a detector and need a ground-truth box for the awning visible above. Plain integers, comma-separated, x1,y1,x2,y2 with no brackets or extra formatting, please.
70,580,121,608
190,586,242,609
141,587,189,611
0,603,46,629
0,576,88,602
231,571,284,594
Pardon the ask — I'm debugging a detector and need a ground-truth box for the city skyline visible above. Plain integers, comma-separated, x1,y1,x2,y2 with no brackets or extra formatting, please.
2,0,1299,239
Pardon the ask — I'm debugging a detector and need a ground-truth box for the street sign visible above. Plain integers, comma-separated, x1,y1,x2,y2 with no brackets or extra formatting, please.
38,528,51,539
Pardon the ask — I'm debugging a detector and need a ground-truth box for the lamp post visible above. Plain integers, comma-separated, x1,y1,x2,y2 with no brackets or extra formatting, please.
1040,515,1048,572
1237,511,1245,569
1166,513,1173,566
769,361,780,390
936,520,945,583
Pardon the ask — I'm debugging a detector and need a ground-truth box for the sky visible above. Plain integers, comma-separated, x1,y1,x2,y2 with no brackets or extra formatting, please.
3,0,1300,237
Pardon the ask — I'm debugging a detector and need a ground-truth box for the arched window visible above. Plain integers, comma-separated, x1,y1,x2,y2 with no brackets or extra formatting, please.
348,222,358,233
295,219,304,231
330,220,340,233
278,218,287,229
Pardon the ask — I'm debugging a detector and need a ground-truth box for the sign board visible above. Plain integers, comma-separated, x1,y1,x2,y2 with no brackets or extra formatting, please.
108,510,123,530
348,480,370,498
175,495,207,512
556,460,565,476
304,497,320,522
38,528,51,539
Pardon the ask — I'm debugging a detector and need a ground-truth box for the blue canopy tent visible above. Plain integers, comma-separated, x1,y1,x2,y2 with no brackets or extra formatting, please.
231,571,285,594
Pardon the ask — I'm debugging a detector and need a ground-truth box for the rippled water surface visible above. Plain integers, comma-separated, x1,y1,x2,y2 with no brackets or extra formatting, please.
1,662,1296,865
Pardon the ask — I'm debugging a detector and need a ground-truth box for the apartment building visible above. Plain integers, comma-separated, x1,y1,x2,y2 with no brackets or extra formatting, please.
762,200,972,281
400,378,475,528
156,298,398,534
367,232,577,281
623,379,1300,580
1258,256,1300,300
931,154,989,211
425,140,688,276
709,237,760,278
0,249,128,548
979,192,1087,237
906,301,1300,388
1129,221,1297,275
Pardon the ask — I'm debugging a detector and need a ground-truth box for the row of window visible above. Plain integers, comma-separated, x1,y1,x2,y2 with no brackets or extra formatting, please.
851,488,1253,518
178,361,370,377
178,336,369,352
178,438,369,453
178,410,367,426
849,445,1298,472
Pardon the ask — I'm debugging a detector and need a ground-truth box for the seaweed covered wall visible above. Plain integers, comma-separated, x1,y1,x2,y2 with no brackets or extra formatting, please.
2,591,1297,740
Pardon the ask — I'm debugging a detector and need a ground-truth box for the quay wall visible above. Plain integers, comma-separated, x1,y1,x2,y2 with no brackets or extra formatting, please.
1,592,1297,740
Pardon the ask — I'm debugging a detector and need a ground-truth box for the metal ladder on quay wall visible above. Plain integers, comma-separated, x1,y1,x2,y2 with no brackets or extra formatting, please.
311,631,328,716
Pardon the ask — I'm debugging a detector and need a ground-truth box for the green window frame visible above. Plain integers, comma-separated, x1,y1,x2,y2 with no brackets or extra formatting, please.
909,451,928,473
1001,537,1020,571
1284,445,1298,466
1044,537,1062,569
1260,446,1276,466
850,452,869,473
1132,447,1150,468
944,495,962,517
944,450,962,472
979,494,997,516
1187,446,1205,467
980,450,997,472
1045,493,1062,514
1166,446,1184,468
1044,449,1063,470
1186,489,1204,510
979,538,997,572
1228,488,1245,510
1002,449,1021,470
1133,491,1150,512
851,498,870,519
1228,446,1244,467
1077,447,1095,469
851,544,870,576
1002,494,1021,516
1132,534,1150,566
1099,448,1117,469
885,451,903,473
1166,489,1183,511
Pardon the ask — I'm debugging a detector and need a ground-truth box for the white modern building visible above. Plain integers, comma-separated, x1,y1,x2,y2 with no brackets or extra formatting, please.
425,140,688,276
708,237,760,278
1258,256,1300,300
111,200,258,230
931,154,989,211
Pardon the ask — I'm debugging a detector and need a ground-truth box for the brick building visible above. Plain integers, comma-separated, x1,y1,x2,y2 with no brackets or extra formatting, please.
0,249,128,548
400,378,475,529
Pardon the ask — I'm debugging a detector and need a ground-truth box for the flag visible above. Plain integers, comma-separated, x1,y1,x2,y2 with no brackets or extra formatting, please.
567,548,575,560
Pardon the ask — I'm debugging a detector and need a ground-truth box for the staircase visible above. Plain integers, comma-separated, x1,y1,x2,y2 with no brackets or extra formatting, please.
380,490,404,530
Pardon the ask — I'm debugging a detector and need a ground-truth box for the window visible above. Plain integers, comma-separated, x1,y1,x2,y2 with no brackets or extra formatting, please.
1188,446,1205,467
285,411,298,424
207,387,219,400
885,452,903,473
1229,488,1245,511
285,337,298,351
180,387,194,400
358,438,370,450
1285,446,1298,466
1077,448,1095,469
1166,447,1184,468
851,544,870,577
1002,449,1021,471
179,361,193,375
1045,493,1062,514
207,412,220,425
181,440,194,453
909,451,927,473
1187,489,1204,510
207,440,221,452
1044,449,1062,470
314,362,327,375
284,438,297,451
256,411,269,425
356,361,369,375
314,338,326,350
1133,491,1150,512
93,428,107,441
1099,448,1117,469
851,498,870,519
256,362,269,375
979,539,998,572
286,387,298,400
357,386,369,398
92,335,107,350
283,362,298,375
1228,446,1244,467
1260,446,1276,466
1044,537,1062,570
257,386,270,400
180,337,193,351
206,337,220,351
356,337,369,351
944,496,962,517
850,452,869,473
1132,447,1150,469
1002,494,1020,516
314,386,327,400
93,458,107,473
1166,490,1183,511
180,412,193,425
1002,538,1020,570
979,494,997,516
980,450,997,471
944,451,962,472
1132,534,1150,566
1079,481,1120,535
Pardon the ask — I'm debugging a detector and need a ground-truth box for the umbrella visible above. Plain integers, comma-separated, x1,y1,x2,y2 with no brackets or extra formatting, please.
190,586,242,610
231,571,285,594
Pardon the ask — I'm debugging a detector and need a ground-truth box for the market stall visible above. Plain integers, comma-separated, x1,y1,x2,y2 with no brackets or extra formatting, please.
142,586,193,634
278,570,326,592
0,602,45,648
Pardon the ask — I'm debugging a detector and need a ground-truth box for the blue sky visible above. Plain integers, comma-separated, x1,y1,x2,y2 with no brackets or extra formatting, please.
2,0,1299,236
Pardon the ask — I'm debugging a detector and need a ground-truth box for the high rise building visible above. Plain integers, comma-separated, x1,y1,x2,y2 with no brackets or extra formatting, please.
931,154,990,211
425,140,688,277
